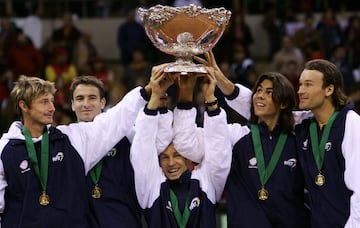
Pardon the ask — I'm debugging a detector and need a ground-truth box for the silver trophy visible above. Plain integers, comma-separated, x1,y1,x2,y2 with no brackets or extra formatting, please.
138,4,231,75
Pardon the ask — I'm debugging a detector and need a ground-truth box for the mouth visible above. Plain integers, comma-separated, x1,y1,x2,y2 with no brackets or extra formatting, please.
254,102,265,108
168,168,180,174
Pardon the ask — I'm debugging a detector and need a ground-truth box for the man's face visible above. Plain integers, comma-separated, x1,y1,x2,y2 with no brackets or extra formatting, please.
159,144,189,181
23,92,55,126
253,79,281,122
71,84,105,122
298,69,331,111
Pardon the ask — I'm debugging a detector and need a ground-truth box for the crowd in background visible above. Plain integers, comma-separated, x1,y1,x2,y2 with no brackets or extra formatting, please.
0,0,360,133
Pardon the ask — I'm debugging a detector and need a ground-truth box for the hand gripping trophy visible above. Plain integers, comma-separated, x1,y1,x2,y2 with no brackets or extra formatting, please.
138,4,231,75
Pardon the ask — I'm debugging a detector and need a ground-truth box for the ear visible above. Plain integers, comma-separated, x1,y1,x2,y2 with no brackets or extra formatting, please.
279,103,287,110
100,97,106,110
71,100,76,111
325,84,334,97
18,100,29,113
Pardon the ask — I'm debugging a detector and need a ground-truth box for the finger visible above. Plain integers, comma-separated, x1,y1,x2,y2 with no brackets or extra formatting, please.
193,56,208,65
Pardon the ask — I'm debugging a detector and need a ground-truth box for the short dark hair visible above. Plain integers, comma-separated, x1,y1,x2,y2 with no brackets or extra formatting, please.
250,72,296,134
70,76,105,100
304,59,349,109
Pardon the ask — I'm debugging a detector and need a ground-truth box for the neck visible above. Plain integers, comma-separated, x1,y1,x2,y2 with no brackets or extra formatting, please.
23,121,46,138
313,102,336,125
260,115,279,132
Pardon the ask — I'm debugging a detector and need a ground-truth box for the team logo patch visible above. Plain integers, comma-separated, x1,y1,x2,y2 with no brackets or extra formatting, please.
248,157,257,168
166,201,173,212
325,142,332,152
107,148,117,157
19,160,30,173
302,139,308,150
189,197,200,211
52,152,64,162
284,158,297,168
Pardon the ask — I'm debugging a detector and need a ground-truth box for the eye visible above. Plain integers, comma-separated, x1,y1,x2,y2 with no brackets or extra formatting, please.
266,90,273,95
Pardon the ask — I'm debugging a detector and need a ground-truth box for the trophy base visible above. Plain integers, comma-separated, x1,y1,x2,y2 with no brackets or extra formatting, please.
164,62,207,75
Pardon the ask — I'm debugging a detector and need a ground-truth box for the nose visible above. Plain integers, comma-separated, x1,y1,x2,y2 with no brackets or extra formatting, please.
254,91,264,100
49,101,56,112
83,98,90,108
168,156,175,166
297,85,303,95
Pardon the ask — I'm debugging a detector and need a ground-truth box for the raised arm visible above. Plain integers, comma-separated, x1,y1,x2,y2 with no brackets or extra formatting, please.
191,68,232,203
131,65,176,209
58,64,169,173
343,111,360,227
173,74,205,163
195,51,252,120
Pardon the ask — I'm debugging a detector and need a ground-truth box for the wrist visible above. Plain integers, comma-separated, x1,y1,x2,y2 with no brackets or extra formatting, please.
205,98,218,107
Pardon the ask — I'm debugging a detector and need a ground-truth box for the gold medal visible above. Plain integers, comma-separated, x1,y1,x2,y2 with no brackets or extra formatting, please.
258,187,269,201
92,185,102,199
39,191,50,206
315,173,325,186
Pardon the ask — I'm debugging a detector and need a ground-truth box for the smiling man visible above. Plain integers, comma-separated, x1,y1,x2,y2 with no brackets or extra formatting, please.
0,75,149,227
131,67,232,228
296,59,360,227
69,76,143,228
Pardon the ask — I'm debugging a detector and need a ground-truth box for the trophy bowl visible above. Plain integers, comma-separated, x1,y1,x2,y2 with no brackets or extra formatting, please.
138,4,231,75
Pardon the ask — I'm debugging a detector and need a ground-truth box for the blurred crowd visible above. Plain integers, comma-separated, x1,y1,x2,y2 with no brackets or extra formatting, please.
1,0,360,133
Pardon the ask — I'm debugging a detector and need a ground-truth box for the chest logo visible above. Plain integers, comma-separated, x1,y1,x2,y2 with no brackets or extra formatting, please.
52,152,64,162
248,157,257,168
302,139,308,150
19,160,30,173
325,142,332,152
283,158,297,168
107,148,117,157
189,197,200,211
166,201,173,212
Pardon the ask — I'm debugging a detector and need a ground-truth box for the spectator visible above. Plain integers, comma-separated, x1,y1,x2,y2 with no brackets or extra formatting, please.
271,35,304,75
328,44,352,94
218,9,253,60
45,47,77,85
51,12,82,63
262,4,285,60
5,31,44,81
292,13,325,61
344,15,360,68
117,8,150,66
315,8,344,58
229,44,257,89
122,48,152,90
72,32,98,75
90,56,115,100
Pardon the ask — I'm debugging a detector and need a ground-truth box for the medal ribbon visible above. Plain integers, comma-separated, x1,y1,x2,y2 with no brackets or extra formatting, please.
251,124,287,186
309,111,339,171
169,189,191,228
89,160,103,185
22,127,49,193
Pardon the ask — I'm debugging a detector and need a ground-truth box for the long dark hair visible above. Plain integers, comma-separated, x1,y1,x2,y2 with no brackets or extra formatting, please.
250,72,296,134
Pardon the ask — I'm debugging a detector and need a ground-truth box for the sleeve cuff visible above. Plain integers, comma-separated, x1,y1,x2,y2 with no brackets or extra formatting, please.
159,107,168,114
177,102,195,110
140,87,150,101
206,107,221,116
225,85,239,100
144,104,158,116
